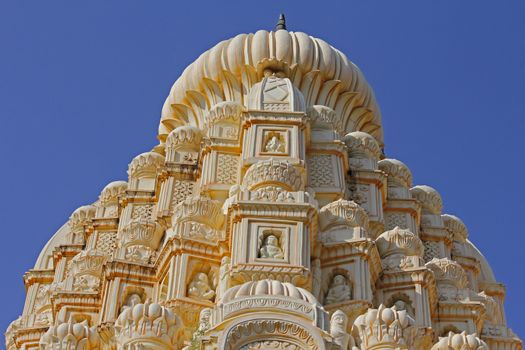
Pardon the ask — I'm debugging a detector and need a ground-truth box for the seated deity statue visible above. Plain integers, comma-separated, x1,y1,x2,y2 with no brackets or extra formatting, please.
325,274,352,304
188,272,215,300
265,136,282,153
259,234,284,259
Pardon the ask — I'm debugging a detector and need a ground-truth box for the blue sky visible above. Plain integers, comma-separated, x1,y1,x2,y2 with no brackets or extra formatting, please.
1,0,524,338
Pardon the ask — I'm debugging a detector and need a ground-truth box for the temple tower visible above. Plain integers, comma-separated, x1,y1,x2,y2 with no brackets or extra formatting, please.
5,16,522,350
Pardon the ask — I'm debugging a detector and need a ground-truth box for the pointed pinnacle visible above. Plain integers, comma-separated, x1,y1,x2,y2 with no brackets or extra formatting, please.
275,13,286,31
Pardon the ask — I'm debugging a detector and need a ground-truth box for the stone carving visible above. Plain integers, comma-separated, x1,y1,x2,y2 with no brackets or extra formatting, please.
204,101,243,129
410,185,443,215
120,218,164,264
188,308,212,350
376,227,424,271
98,180,127,206
130,204,154,220
127,151,165,179
216,256,231,301
312,258,322,300
73,275,100,293
171,180,195,207
247,75,306,112
378,158,413,188
384,212,408,231
69,249,107,292
347,184,369,206
95,231,117,256
426,258,469,301
125,245,156,264
442,214,468,242
39,319,99,350
9,23,523,350
308,155,336,187
325,274,352,304
307,105,343,135
431,331,488,350
188,272,215,301
243,159,303,191
423,240,441,262
331,310,357,350
115,301,181,349
166,125,202,150
259,234,285,259
252,185,295,202
172,196,224,230
225,319,321,350
319,199,369,231
216,154,239,184
343,131,381,160
352,304,415,349
264,134,285,153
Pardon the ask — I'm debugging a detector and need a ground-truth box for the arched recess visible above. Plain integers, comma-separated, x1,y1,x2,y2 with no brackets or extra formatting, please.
220,315,326,350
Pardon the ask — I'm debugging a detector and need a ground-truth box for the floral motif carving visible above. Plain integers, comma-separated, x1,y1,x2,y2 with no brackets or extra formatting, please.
115,301,181,349
252,185,295,202
352,304,415,349
243,159,303,191
39,320,99,350
431,331,488,350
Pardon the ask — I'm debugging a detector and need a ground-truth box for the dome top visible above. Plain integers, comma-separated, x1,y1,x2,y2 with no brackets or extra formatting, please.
99,181,127,205
410,185,443,214
376,226,424,258
221,279,317,304
160,29,382,146
378,159,412,188
343,131,382,159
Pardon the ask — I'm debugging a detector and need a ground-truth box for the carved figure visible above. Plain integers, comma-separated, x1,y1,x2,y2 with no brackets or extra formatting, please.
217,256,231,301
265,135,283,153
331,310,357,350
188,272,215,300
259,234,284,259
325,274,352,304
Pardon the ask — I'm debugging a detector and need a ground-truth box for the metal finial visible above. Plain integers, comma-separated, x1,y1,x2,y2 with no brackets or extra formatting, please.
275,13,286,31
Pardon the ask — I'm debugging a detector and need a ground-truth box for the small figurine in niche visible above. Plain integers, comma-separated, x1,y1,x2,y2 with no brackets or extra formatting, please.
259,234,284,259
188,272,215,300
265,135,284,153
325,274,352,304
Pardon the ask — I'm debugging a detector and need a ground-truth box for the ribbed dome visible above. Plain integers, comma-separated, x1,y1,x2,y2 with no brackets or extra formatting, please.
159,29,382,146
221,279,317,304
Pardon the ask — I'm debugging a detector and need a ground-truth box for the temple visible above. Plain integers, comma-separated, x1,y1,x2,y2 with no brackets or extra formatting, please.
5,17,522,350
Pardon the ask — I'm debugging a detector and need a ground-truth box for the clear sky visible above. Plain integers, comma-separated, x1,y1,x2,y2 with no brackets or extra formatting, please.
1,0,524,339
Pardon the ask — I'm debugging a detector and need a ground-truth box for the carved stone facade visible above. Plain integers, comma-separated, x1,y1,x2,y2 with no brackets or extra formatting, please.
6,18,521,350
